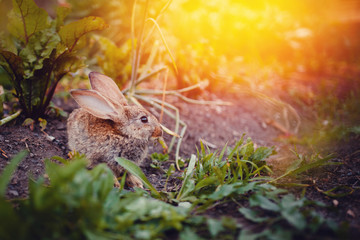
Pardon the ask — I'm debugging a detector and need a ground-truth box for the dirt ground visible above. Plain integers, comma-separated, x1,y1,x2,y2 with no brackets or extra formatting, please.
0,93,359,238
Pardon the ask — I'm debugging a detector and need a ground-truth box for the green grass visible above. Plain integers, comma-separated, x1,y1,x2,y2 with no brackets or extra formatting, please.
0,137,343,240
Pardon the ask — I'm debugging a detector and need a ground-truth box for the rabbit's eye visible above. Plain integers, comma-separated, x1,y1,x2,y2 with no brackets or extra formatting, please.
140,116,148,123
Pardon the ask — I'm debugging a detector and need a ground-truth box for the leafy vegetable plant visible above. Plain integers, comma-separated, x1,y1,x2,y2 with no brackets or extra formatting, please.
0,0,108,119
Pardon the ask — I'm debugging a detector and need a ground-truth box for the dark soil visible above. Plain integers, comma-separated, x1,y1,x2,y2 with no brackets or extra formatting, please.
0,93,359,238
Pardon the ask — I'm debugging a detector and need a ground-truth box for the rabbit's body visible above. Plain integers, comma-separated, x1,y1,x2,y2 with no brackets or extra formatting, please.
68,109,148,169
67,72,163,188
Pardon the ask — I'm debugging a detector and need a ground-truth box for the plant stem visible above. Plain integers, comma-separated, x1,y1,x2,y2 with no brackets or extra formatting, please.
41,72,67,116
160,68,169,123
142,0,173,46
130,0,149,95
28,78,33,117
130,0,137,96
40,56,56,113
0,110,22,126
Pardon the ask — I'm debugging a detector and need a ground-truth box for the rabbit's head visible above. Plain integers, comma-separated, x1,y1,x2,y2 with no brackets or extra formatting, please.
70,72,162,141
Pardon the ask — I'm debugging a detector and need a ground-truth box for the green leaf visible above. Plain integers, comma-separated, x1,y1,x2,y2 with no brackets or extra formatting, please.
207,218,224,237
218,142,228,161
236,181,259,194
249,194,280,212
55,6,71,30
115,157,160,197
271,154,336,183
0,150,28,196
8,0,49,43
44,157,88,186
238,229,269,240
322,185,354,198
207,183,237,200
51,155,71,165
22,118,34,129
252,146,276,161
280,194,305,209
0,50,24,82
58,16,108,52
281,208,306,230
165,163,175,177
177,155,196,200
151,152,169,162
53,52,84,78
38,118,47,131
19,29,60,78
240,139,254,160
279,195,307,230
179,227,203,240
178,179,195,201
186,154,197,178
227,136,245,159
238,207,269,223
194,176,218,191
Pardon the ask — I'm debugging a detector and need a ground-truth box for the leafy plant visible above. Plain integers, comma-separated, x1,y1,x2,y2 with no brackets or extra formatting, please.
0,152,235,240
115,157,160,197
0,150,27,196
0,137,342,240
271,150,338,184
176,137,275,202
238,184,337,240
150,152,169,171
0,0,108,119
113,139,341,239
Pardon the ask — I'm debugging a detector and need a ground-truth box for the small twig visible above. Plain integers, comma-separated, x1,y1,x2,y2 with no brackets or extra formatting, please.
175,125,187,170
142,0,173,46
0,147,8,159
130,0,149,95
199,138,217,149
23,139,30,152
130,0,137,95
146,17,178,75
136,80,207,94
265,118,290,135
136,89,232,105
0,110,22,126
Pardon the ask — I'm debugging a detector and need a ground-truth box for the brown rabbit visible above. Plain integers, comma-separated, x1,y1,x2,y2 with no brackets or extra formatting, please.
67,72,162,188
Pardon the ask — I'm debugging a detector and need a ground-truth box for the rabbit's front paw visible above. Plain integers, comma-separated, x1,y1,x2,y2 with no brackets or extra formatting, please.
126,174,144,189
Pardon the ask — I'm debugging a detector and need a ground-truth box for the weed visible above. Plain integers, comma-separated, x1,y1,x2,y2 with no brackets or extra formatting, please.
0,137,342,239
150,152,169,171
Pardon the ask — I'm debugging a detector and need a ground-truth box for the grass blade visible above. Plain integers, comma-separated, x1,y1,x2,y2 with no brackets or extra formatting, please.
115,157,160,197
0,150,28,196
146,17,178,75
270,154,337,183
177,154,196,200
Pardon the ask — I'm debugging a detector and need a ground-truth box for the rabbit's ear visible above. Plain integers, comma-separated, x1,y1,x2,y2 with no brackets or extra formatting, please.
89,72,127,107
70,89,121,121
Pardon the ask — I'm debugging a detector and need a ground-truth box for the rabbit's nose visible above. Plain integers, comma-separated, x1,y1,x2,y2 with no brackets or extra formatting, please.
152,126,163,138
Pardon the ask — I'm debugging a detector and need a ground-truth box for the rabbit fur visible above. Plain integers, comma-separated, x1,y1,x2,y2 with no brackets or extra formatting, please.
67,72,162,188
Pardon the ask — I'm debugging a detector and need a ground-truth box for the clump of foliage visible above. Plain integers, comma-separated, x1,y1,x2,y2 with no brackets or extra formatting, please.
0,153,189,240
0,137,340,240
0,0,107,119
